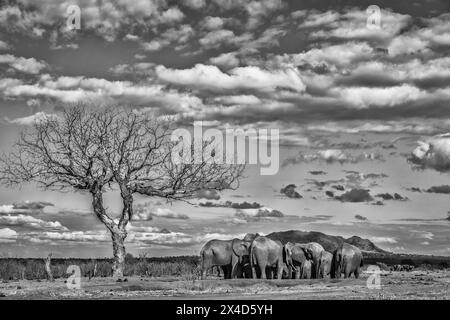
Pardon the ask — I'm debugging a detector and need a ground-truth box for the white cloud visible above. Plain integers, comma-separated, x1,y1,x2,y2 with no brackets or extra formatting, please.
309,8,411,42
209,52,240,68
370,237,398,244
0,54,47,74
300,10,339,28
201,16,224,30
0,214,68,231
0,228,17,243
158,7,185,24
0,40,11,50
0,75,205,114
26,230,109,243
134,203,189,220
335,85,424,108
5,112,58,126
410,133,450,172
388,35,430,56
199,29,237,47
283,42,373,70
418,13,450,46
156,64,306,92
141,39,170,51
282,149,384,166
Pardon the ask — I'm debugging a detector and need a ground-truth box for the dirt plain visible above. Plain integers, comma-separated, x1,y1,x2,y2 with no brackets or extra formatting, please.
0,270,448,300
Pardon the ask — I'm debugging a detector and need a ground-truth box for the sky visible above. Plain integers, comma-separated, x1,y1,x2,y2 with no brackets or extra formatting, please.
0,0,449,258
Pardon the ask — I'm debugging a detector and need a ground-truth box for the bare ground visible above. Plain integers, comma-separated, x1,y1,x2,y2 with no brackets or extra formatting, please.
0,270,448,300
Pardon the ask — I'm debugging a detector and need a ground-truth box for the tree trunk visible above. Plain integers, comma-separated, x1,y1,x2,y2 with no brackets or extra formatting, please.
44,253,53,282
90,183,132,279
111,229,127,278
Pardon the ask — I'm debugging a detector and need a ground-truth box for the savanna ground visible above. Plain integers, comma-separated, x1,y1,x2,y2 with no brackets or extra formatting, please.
0,256,448,299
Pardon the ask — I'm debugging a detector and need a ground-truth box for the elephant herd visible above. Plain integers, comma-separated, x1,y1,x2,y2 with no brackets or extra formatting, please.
200,234,364,280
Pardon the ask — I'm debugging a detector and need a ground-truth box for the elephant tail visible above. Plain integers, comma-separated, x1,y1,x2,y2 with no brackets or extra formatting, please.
360,256,364,267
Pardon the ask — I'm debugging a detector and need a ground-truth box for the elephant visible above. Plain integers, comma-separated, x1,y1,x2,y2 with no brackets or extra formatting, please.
294,242,325,278
319,251,333,278
200,233,258,279
331,243,363,278
301,260,312,279
250,236,284,279
283,242,308,279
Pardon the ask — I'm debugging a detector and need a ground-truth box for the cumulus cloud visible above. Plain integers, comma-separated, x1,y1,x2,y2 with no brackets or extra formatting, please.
0,54,47,74
155,64,306,92
25,230,109,244
282,149,384,167
388,35,430,56
0,40,11,50
209,52,240,68
0,74,204,114
200,16,225,30
409,133,450,172
370,237,398,244
0,214,68,231
335,188,373,202
334,85,424,108
198,29,251,48
5,112,58,126
133,203,189,221
233,207,284,222
425,185,450,194
0,228,17,243
0,201,54,214
194,189,221,200
283,42,373,71
199,201,262,209
280,184,302,198
306,8,411,42
375,193,407,201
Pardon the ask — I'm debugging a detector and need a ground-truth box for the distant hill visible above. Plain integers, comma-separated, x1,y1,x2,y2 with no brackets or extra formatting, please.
266,230,387,253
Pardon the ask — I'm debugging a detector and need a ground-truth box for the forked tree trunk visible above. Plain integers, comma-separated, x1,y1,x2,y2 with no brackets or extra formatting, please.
111,228,127,278
91,183,132,279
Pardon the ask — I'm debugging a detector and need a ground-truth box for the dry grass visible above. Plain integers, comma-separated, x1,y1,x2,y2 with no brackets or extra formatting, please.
0,256,200,281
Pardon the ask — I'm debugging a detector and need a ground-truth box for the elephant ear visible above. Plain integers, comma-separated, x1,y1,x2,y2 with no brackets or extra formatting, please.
283,244,293,265
243,233,258,242
232,239,249,257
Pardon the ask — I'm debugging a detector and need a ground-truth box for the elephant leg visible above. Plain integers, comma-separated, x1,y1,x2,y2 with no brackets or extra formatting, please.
295,266,300,279
343,265,350,278
277,262,283,279
286,266,292,279
315,259,320,279
230,261,239,279
226,266,233,279
201,259,210,280
354,268,360,279
259,262,267,279
220,266,227,279
251,265,258,279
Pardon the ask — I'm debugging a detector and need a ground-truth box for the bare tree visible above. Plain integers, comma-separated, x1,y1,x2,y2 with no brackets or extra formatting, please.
0,105,245,278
